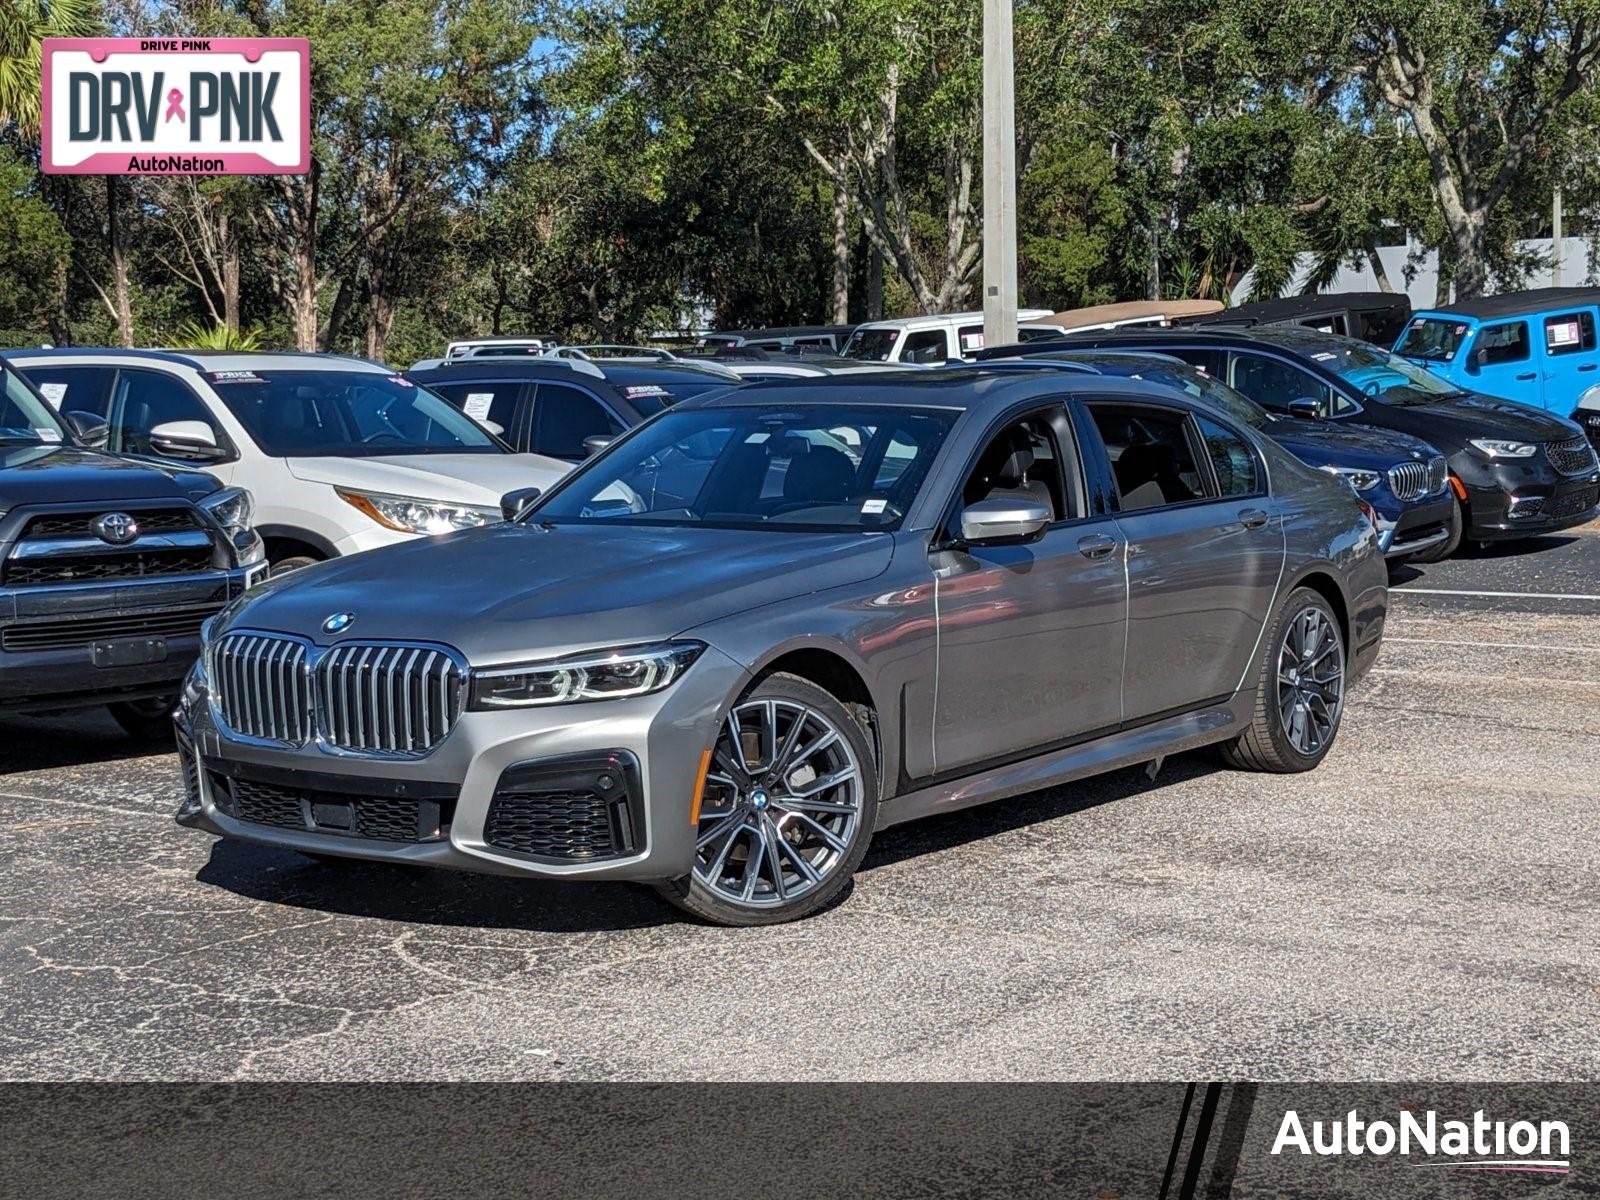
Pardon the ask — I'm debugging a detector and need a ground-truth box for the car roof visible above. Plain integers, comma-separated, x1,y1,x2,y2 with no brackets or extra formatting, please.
849,310,1051,333
5,347,390,373
682,367,1200,412
1417,287,1600,321
708,325,858,340
407,359,740,386
990,324,1365,358
1183,291,1408,326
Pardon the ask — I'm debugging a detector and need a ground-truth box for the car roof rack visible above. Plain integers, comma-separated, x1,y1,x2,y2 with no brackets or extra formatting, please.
545,345,680,362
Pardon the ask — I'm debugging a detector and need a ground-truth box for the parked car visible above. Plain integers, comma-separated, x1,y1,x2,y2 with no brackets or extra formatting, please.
1392,288,1600,445
175,370,1387,925
991,327,1600,551
700,325,860,353
0,352,263,737
1179,292,1413,346
11,350,570,574
977,349,1457,561
407,357,742,462
840,309,1053,364
1017,299,1224,340
444,334,561,361
704,350,919,381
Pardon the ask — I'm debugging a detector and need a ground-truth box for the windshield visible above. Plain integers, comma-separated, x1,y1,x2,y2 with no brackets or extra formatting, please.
1395,317,1470,363
1308,340,1466,404
0,363,67,445
532,404,957,532
840,329,900,361
209,369,505,457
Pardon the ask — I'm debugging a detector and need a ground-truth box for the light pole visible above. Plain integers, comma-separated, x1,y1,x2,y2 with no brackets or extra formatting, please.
981,0,1018,349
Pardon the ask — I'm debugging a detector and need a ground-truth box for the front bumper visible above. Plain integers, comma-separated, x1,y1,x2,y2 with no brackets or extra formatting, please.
1372,489,1456,558
0,564,264,710
174,644,749,881
1456,454,1600,540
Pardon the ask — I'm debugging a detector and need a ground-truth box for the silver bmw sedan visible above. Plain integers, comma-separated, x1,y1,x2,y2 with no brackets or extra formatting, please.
176,369,1388,925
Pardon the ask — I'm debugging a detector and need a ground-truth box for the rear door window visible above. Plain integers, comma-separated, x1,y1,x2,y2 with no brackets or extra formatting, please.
1085,404,1209,511
900,330,948,364
428,380,528,445
1543,311,1596,357
18,365,111,422
1476,320,1530,364
1195,415,1261,497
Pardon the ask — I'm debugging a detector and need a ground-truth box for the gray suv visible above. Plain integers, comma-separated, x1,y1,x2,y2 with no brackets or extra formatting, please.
175,370,1388,925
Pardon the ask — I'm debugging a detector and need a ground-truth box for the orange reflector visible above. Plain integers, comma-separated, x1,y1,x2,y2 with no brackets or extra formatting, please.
1449,473,1467,500
688,748,713,825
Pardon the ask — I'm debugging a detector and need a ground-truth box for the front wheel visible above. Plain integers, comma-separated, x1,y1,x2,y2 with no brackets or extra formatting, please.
1220,587,1346,773
656,673,878,926
107,697,176,742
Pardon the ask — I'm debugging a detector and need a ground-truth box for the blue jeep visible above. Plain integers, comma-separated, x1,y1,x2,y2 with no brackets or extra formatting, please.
1394,287,1600,445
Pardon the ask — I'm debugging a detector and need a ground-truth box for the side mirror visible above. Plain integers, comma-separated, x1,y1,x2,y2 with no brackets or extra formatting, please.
582,434,614,458
1287,397,1322,420
957,497,1052,547
500,486,543,522
479,419,505,437
62,410,109,449
149,419,227,460
1466,347,1486,374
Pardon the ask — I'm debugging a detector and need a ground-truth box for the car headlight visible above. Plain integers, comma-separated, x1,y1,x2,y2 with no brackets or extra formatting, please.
1320,465,1382,492
198,486,254,534
468,641,705,710
336,488,500,535
1469,438,1537,458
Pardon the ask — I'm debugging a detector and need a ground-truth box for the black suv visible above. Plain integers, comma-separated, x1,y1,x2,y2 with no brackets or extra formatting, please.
1177,292,1413,346
983,326,1600,551
0,354,263,736
406,358,741,462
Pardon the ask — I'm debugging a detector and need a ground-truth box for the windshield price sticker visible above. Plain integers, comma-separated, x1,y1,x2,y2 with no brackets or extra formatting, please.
462,393,495,421
208,369,266,384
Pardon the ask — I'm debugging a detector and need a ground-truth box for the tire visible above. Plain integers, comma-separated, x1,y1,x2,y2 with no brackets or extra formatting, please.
1219,586,1347,773
270,555,319,577
107,697,176,742
1407,495,1464,564
655,673,879,926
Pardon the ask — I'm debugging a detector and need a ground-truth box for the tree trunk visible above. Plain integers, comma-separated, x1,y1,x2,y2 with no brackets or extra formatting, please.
221,213,241,333
830,164,850,323
106,177,135,347
867,244,884,319
1363,237,1395,293
322,274,355,352
364,253,396,361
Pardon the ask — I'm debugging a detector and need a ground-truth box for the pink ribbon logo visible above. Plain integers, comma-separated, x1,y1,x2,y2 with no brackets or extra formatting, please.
164,88,185,123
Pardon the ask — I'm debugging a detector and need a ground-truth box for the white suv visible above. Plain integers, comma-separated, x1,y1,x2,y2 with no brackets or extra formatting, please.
839,309,1052,364
11,350,570,572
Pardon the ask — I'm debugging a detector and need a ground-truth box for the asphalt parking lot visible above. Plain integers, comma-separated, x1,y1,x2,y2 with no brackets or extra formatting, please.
2,521,1598,1082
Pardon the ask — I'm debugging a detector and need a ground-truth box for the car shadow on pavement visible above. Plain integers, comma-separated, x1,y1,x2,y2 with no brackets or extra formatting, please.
0,710,172,775
859,753,1218,873
1387,533,1581,585
195,838,682,933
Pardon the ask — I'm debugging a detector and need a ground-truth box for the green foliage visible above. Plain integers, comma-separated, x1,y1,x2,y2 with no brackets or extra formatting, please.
0,0,97,137
0,146,69,334
173,320,266,351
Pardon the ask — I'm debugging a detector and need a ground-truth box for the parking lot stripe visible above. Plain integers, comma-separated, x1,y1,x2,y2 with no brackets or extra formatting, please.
1394,587,1600,602
1385,636,1600,654
0,789,158,820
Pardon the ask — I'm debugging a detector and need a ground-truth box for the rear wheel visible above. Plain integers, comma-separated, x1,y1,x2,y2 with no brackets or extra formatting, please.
107,697,176,742
1220,587,1346,773
656,674,878,926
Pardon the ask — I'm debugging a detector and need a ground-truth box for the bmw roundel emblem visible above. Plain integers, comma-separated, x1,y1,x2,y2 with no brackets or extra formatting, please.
322,612,356,634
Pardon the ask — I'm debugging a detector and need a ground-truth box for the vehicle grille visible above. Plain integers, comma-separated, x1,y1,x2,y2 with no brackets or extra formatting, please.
315,643,463,754
1,604,221,652
215,774,450,843
214,634,316,744
1386,456,1449,502
213,632,464,754
19,508,198,539
3,546,214,586
1548,486,1600,520
484,788,630,860
1547,436,1598,477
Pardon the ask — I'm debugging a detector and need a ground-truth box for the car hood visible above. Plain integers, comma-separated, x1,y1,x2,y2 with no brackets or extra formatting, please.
1267,417,1442,469
1361,390,1583,447
0,444,218,508
222,522,896,663
287,452,570,506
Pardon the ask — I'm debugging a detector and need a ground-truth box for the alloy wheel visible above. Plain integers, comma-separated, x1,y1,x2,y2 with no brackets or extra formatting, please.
692,698,864,909
1276,606,1344,756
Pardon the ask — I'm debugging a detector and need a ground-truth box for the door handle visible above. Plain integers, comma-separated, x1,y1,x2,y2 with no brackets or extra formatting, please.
1239,508,1270,530
1579,363,1598,372
1515,372,1537,381
1077,532,1119,560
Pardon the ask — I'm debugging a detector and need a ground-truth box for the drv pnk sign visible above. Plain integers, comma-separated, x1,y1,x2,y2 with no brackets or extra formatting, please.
42,38,309,175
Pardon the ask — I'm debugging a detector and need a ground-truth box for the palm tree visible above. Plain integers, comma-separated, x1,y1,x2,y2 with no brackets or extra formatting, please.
0,0,97,139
